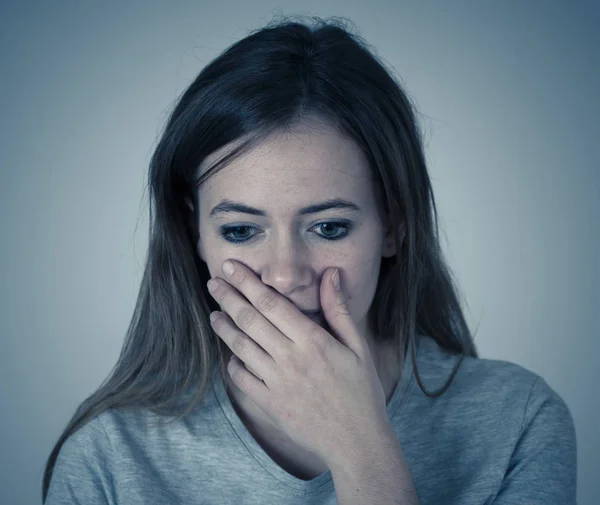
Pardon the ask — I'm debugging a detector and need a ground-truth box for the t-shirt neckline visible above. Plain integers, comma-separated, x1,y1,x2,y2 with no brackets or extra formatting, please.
210,334,420,491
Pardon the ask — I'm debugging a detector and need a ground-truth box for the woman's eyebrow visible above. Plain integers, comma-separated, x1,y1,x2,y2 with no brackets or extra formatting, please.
209,198,361,218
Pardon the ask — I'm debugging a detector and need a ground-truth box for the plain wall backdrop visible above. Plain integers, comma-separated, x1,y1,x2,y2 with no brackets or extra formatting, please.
1,1,598,504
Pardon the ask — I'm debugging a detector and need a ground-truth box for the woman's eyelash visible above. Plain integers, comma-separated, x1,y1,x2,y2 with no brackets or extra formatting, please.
219,222,353,244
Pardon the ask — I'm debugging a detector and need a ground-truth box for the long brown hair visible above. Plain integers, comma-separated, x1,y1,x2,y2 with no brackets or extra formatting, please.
43,14,478,502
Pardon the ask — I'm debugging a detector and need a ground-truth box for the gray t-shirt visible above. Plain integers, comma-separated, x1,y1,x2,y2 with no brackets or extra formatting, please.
44,334,577,504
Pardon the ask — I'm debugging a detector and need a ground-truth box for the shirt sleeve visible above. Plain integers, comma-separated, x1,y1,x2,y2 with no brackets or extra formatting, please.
492,376,578,505
45,415,117,505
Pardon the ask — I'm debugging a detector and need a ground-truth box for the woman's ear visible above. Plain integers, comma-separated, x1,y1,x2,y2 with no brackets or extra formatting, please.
184,196,207,262
382,220,404,258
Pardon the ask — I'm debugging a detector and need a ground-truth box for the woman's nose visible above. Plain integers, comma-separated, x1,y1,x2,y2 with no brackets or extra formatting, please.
260,262,313,294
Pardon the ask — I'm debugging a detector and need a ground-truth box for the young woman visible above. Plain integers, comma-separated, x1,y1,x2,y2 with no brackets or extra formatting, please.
42,16,577,505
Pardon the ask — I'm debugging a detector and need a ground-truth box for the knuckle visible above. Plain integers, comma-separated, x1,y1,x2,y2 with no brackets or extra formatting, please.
305,327,327,355
232,335,247,357
238,307,257,329
306,323,324,344
334,298,351,317
277,347,294,365
256,291,279,313
289,356,309,377
215,285,228,302
230,365,245,385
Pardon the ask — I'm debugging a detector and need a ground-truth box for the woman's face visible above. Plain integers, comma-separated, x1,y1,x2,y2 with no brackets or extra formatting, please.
189,120,397,347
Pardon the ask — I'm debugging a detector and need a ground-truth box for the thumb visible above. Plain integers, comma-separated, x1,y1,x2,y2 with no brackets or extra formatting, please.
322,268,362,354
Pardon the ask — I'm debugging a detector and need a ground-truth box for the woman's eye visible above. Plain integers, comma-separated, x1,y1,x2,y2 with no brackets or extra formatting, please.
219,222,352,244
314,222,351,240
220,225,255,243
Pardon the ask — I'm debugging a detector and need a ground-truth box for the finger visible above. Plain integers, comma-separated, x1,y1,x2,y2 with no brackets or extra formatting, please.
228,354,268,399
207,276,289,359
321,267,364,355
209,310,275,383
220,259,320,345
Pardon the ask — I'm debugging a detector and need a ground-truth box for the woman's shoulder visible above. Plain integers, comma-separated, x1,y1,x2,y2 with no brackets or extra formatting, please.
59,375,222,456
417,333,543,395
414,334,575,437
404,337,577,504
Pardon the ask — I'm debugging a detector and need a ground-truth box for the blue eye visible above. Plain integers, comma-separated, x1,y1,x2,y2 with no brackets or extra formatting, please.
219,222,353,244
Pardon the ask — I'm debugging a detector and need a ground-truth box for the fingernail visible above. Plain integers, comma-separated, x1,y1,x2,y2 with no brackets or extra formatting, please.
222,260,235,278
332,268,340,291
207,279,218,292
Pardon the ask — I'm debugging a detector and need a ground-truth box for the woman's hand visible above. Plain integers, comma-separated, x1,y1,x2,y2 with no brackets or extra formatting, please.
206,259,390,467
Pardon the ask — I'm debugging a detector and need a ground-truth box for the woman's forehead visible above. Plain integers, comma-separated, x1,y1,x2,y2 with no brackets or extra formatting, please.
200,175,375,223
199,129,373,195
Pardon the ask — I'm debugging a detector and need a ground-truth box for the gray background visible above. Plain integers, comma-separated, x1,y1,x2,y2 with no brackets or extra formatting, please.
1,1,598,504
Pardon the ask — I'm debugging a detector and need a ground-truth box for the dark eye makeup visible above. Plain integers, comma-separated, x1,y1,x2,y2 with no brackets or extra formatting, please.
219,221,353,244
